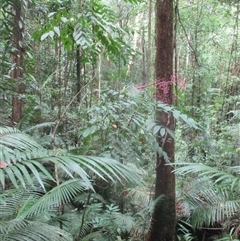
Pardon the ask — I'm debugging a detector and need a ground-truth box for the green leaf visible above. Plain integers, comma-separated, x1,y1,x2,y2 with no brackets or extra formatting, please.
17,164,34,187
153,125,161,135
81,231,101,241
20,179,88,218
173,110,180,119
53,26,60,36
179,114,199,129
61,17,68,23
48,30,54,38
48,12,56,18
160,128,166,137
82,125,98,138
29,160,55,182
0,169,5,189
40,32,49,41
9,165,25,188
146,120,156,131
0,220,73,241
23,162,45,190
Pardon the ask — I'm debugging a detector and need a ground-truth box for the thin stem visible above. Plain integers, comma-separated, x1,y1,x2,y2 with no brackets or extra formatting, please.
76,190,92,241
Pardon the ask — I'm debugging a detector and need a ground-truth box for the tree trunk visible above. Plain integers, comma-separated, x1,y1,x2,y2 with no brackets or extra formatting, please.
146,0,176,240
76,47,82,102
147,0,152,82
11,0,26,124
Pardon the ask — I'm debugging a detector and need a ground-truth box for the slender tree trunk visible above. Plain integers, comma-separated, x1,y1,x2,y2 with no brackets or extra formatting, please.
142,27,146,82
147,0,152,82
76,47,81,102
97,53,102,104
11,0,26,124
146,0,175,240
174,0,179,105
56,39,62,120
126,13,143,77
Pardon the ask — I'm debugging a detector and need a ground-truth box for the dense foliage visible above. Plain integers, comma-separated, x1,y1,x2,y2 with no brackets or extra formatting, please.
0,0,240,240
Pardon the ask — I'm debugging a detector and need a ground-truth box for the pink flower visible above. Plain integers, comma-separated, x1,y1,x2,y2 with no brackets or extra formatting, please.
0,161,8,168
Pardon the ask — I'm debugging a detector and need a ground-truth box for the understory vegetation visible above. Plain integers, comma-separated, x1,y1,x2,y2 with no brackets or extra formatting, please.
0,0,240,240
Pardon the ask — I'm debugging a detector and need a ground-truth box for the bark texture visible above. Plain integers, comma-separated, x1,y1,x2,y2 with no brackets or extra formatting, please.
146,0,176,240
11,1,26,124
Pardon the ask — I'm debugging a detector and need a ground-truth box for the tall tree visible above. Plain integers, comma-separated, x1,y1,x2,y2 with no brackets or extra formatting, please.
147,0,175,240
11,0,26,124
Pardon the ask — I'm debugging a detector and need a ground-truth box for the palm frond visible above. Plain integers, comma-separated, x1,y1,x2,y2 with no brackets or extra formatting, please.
0,187,42,220
70,155,143,185
18,178,89,218
25,122,56,133
80,231,102,241
184,189,240,228
0,127,142,190
0,219,73,241
174,162,240,189
74,192,107,204
175,162,240,225
0,126,144,239
126,186,151,206
0,126,41,152
177,220,195,241
0,158,55,189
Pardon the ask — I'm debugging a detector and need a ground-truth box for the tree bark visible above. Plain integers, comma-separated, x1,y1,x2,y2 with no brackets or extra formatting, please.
147,0,152,82
11,0,26,124
146,0,176,240
76,47,82,102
